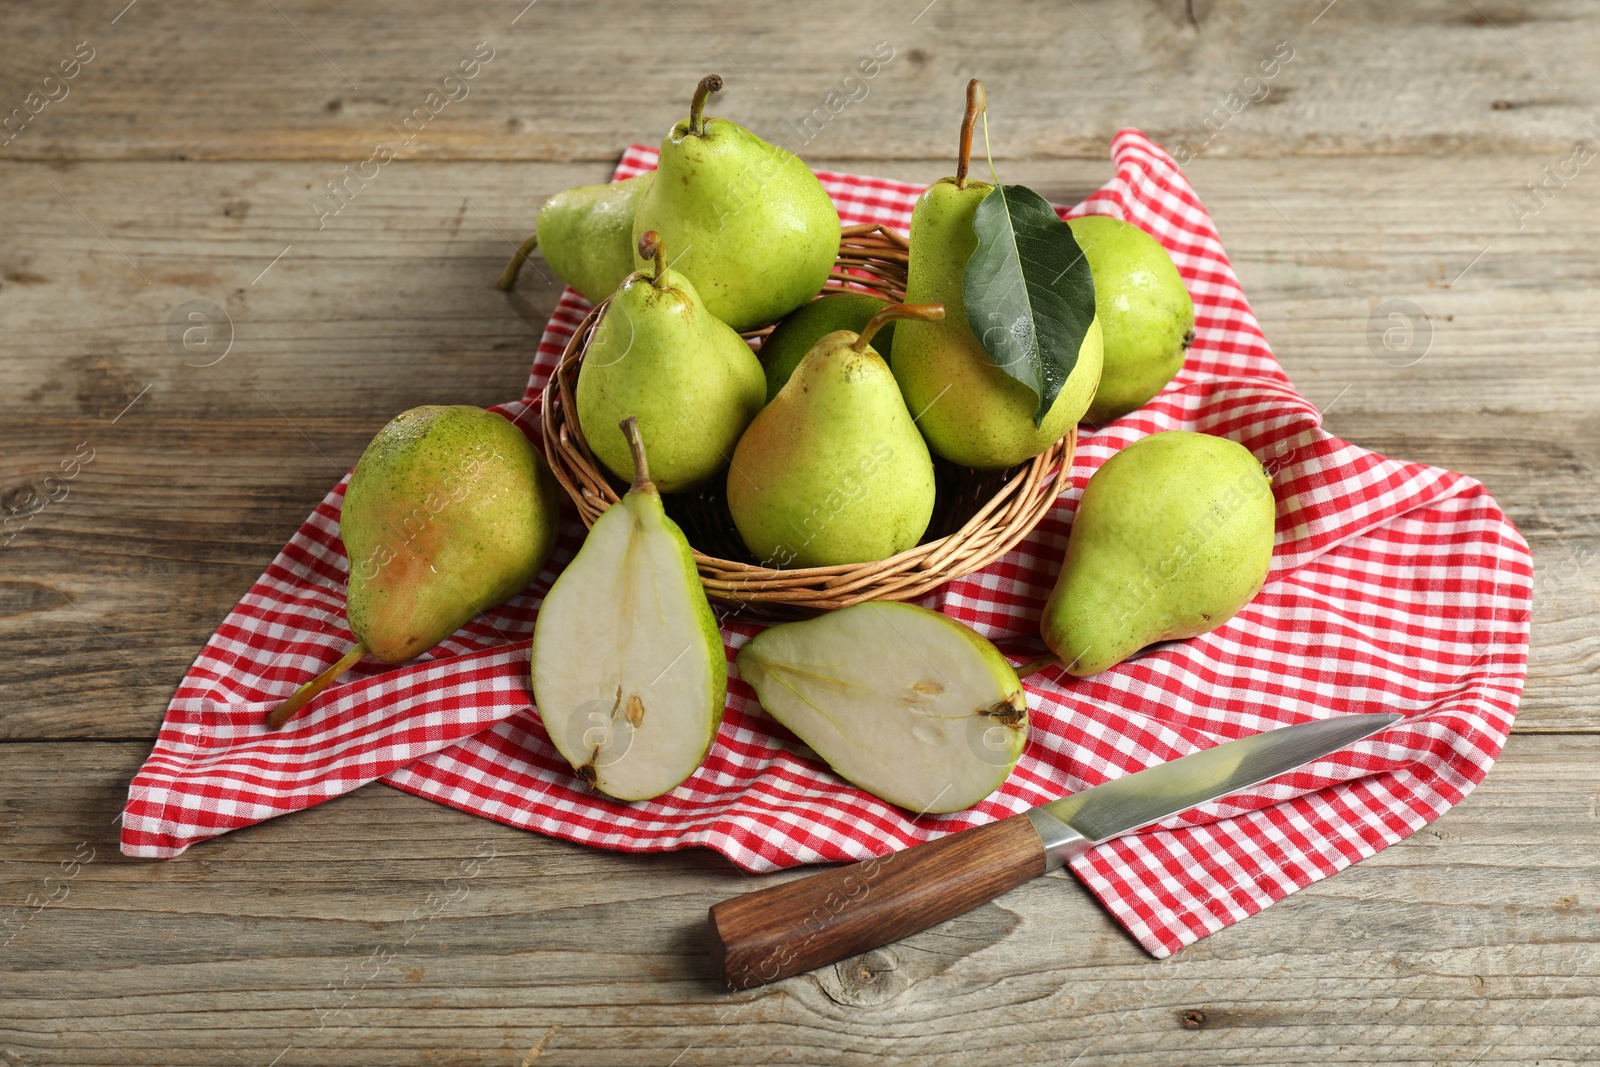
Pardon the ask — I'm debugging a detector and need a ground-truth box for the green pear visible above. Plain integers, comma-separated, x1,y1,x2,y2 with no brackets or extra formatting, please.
738,602,1027,813
577,232,766,493
269,405,562,728
727,305,941,569
532,418,726,801
498,172,654,300
1068,215,1195,425
632,75,841,332
892,81,1103,470
758,291,891,403
1040,430,1275,677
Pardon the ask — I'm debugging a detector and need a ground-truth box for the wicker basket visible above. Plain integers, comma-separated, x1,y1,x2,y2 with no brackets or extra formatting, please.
539,223,1076,614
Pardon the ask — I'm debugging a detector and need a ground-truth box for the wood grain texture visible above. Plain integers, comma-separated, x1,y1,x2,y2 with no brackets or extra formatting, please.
709,816,1047,989
1,0,1597,163
1,736,1596,1066
2,2,1594,1062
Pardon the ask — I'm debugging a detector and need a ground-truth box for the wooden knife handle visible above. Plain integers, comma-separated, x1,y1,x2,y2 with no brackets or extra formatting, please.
707,815,1046,989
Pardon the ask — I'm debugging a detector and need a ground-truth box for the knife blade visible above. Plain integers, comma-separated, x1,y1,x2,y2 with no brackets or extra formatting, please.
1026,711,1402,870
708,711,1401,990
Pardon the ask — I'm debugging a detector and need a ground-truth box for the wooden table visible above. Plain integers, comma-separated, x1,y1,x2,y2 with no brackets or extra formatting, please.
4,2,1597,1063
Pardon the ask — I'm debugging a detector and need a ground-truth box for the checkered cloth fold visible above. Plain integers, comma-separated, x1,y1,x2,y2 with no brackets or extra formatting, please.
123,132,1531,958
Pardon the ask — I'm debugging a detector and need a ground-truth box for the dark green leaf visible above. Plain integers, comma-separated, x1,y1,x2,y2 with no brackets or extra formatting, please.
962,185,1097,425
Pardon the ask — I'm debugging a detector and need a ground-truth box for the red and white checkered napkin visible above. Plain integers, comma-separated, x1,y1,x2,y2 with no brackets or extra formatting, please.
123,131,1532,958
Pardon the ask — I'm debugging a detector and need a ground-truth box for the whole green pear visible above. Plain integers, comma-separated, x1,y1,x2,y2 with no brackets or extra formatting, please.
727,305,941,568
269,404,563,728
632,75,841,332
758,291,891,403
342,405,562,663
577,232,766,493
1040,430,1276,677
499,172,654,300
892,83,1103,470
1068,215,1195,425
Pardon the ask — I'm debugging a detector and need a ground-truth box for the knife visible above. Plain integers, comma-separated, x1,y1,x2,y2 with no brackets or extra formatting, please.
708,711,1400,989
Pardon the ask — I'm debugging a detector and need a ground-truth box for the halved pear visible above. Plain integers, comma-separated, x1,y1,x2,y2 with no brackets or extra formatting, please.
531,418,726,801
736,603,1027,813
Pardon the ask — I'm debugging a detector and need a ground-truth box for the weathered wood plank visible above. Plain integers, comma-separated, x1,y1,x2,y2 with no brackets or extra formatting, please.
0,0,1595,165
1,155,1592,736
0,735,1595,1066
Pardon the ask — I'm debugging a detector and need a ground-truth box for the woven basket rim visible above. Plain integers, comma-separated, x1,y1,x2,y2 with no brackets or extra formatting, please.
538,224,1075,611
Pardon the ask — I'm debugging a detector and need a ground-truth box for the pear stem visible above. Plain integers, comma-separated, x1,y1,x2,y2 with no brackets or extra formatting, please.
619,416,655,494
955,78,985,189
638,231,667,288
267,641,368,729
497,232,540,291
851,303,946,353
688,74,723,137
1014,653,1058,681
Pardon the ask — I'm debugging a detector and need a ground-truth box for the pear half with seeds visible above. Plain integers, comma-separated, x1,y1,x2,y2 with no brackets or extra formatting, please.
532,417,726,801
737,602,1027,813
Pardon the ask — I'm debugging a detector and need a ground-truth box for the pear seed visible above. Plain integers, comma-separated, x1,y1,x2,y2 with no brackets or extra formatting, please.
625,694,645,729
